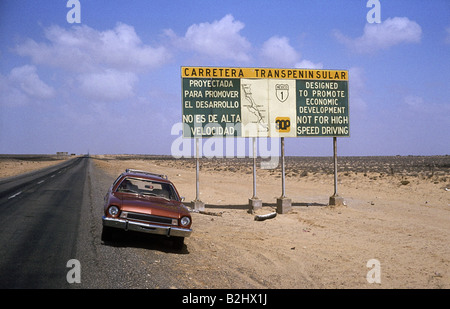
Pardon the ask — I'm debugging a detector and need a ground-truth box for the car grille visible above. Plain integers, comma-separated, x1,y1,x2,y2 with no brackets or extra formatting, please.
127,212,174,225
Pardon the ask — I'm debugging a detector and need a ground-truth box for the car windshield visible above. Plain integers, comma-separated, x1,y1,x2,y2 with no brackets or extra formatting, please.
116,177,179,201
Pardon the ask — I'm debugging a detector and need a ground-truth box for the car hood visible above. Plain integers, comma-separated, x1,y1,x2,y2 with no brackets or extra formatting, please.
118,194,190,217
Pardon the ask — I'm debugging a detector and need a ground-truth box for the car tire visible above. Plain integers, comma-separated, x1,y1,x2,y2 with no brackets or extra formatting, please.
101,226,114,242
172,237,184,250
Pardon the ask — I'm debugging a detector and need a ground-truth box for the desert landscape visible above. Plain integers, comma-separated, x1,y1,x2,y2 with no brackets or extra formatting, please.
0,155,72,179
1,154,449,288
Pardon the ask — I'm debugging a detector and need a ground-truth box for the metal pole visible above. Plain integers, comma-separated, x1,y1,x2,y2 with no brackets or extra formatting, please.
252,137,257,199
249,137,262,211
196,138,200,201
276,136,291,213
333,136,338,196
329,136,344,206
281,137,286,198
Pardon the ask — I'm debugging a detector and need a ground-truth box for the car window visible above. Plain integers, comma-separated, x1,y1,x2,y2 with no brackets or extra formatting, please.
116,177,179,201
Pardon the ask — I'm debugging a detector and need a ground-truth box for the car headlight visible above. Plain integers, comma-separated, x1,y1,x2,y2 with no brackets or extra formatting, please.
108,206,120,217
180,216,191,226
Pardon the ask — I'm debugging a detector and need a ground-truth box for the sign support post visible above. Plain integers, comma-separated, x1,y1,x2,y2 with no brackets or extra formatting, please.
277,137,292,214
193,138,205,211
329,137,345,206
249,137,262,212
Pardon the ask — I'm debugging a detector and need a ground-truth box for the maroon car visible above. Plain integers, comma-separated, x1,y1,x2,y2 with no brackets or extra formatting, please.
102,169,192,249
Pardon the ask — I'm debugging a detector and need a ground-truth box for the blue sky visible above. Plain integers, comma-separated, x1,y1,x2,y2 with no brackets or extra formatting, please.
0,0,449,156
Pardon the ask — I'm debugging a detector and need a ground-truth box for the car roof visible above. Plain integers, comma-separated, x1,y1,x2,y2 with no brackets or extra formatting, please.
122,169,170,183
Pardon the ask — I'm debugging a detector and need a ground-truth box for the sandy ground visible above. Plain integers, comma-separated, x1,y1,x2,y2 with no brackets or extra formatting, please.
0,156,70,179
1,155,449,288
92,155,450,289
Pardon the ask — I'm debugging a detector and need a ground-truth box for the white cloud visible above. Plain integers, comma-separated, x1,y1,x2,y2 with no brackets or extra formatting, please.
0,74,28,107
9,65,55,99
167,14,251,62
77,69,137,102
404,95,424,109
334,17,422,53
0,65,55,106
403,95,450,116
259,35,323,70
445,27,450,44
347,67,368,112
12,23,169,103
260,36,300,67
15,23,170,73
295,60,323,70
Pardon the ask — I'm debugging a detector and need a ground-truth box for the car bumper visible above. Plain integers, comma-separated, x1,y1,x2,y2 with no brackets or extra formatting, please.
102,216,192,238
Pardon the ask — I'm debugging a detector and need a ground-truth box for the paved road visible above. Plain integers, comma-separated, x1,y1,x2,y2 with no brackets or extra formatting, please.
0,157,87,288
0,157,187,289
